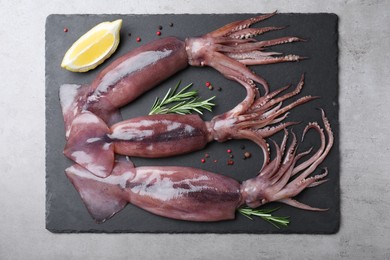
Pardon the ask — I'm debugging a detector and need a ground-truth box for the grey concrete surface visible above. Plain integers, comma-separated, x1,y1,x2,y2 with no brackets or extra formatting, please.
0,0,389,259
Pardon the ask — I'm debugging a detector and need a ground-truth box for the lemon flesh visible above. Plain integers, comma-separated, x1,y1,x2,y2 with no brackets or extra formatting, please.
61,19,122,72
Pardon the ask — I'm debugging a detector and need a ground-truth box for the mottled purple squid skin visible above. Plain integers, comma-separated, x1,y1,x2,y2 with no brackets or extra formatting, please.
85,37,188,119
128,166,242,221
110,114,212,158
65,161,133,223
66,162,243,222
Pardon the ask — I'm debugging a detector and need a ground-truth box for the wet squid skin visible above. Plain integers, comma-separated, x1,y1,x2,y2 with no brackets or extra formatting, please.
109,114,211,158
66,163,242,223
61,12,304,138
127,166,242,222
60,13,334,223
61,12,308,176
65,111,333,223
85,37,188,124
60,37,188,133
63,75,314,178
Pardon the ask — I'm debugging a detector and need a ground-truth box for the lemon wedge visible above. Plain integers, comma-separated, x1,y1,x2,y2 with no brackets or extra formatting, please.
61,19,122,72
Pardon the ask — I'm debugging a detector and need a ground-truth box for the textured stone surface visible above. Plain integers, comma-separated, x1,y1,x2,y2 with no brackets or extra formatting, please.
1,0,390,259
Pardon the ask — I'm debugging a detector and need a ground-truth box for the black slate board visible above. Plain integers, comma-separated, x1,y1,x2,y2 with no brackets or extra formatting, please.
46,13,339,233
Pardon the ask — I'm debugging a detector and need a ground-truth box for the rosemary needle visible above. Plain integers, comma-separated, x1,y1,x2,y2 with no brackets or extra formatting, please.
150,82,289,229
149,81,215,115
238,207,290,229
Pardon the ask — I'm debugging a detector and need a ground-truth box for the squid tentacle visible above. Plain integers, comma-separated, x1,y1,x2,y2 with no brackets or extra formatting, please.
63,75,315,178
186,12,306,95
258,36,306,48
255,121,300,139
206,51,270,94
225,37,305,66
207,11,278,38
207,75,315,170
238,54,305,66
251,74,305,111
241,110,333,211
64,111,333,223
60,12,306,140
288,109,334,182
58,13,335,224
307,168,329,188
228,26,286,40
292,122,326,175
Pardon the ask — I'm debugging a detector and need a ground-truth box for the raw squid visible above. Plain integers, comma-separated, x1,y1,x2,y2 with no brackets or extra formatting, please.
58,13,335,224
65,110,333,223
60,12,304,138
62,75,316,178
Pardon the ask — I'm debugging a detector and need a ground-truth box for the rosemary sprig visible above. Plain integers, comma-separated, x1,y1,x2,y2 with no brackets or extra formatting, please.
149,81,215,115
238,207,290,229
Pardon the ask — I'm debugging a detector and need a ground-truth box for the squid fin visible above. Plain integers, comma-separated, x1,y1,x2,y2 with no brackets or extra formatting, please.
59,84,123,139
65,160,134,223
59,84,90,140
64,111,114,178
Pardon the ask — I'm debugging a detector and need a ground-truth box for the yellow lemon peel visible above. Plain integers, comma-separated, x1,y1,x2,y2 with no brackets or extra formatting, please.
61,19,122,72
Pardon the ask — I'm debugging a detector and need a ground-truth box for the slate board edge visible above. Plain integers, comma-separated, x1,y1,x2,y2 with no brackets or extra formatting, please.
45,13,340,234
